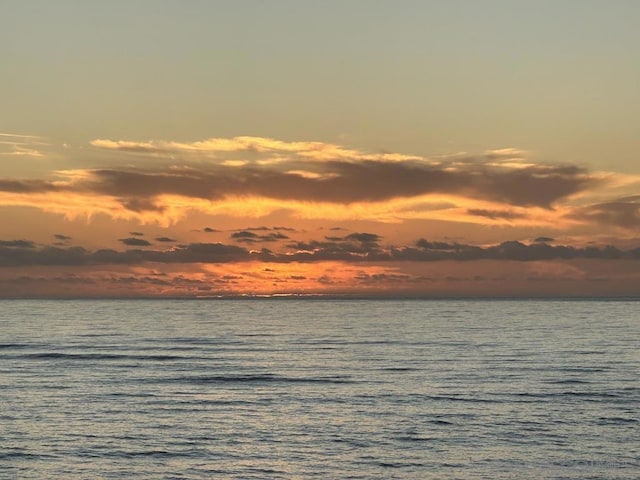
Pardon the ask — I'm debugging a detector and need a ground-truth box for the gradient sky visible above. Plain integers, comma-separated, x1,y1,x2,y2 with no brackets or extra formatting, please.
1,0,639,297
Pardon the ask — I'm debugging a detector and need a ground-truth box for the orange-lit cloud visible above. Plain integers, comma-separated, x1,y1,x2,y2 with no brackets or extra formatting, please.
0,150,607,225
569,195,640,229
90,136,423,162
0,136,638,238
1,212,639,297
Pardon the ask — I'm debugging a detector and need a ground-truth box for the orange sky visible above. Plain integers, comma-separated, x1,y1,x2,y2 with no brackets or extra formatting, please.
0,135,638,297
2,3,639,297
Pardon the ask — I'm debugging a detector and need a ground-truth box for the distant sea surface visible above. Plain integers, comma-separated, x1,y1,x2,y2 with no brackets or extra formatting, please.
1,299,639,479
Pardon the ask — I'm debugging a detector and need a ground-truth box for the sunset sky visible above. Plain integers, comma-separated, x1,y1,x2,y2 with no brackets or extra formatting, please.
1,0,639,297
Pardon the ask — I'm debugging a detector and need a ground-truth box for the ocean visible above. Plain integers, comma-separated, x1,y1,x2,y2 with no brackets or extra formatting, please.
1,299,638,479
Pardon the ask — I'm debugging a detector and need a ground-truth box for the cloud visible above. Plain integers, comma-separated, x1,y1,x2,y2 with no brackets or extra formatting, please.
83,137,597,208
287,232,385,257
0,136,633,230
155,237,177,242
415,239,461,250
0,268,246,297
156,243,251,263
130,231,145,236
273,226,298,232
54,234,72,241
343,232,382,243
0,246,88,266
241,226,298,232
0,237,638,269
230,230,289,244
0,242,251,267
0,133,42,139
466,209,526,221
0,179,60,193
241,226,271,231
90,136,423,162
371,238,637,263
0,240,36,248
355,271,417,286
484,147,528,158
2,160,591,209
570,196,640,229
0,133,47,158
119,237,152,247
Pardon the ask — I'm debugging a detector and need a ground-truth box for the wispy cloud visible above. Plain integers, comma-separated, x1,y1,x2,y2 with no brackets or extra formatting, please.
0,133,43,139
90,136,423,162
0,133,47,158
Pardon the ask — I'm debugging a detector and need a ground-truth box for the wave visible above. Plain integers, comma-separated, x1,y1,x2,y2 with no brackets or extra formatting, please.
597,416,638,425
0,343,37,349
148,373,356,385
9,352,206,361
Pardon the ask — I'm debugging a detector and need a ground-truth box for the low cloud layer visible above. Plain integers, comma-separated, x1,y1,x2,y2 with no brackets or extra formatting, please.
0,235,638,268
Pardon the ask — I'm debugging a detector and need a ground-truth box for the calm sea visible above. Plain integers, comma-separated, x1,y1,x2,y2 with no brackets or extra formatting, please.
1,299,638,479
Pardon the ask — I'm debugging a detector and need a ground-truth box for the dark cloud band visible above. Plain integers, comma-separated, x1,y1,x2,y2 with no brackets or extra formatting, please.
0,158,595,209
0,237,638,267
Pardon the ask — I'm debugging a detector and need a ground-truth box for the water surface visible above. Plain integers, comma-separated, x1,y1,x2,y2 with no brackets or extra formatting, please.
1,299,638,479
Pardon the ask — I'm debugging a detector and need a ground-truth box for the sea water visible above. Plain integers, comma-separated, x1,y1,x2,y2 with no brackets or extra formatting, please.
1,299,638,479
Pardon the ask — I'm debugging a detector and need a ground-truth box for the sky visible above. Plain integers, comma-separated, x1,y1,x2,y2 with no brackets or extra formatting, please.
1,0,639,297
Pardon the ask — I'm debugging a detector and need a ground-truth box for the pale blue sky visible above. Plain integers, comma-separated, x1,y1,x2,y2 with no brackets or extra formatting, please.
2,0,640,170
